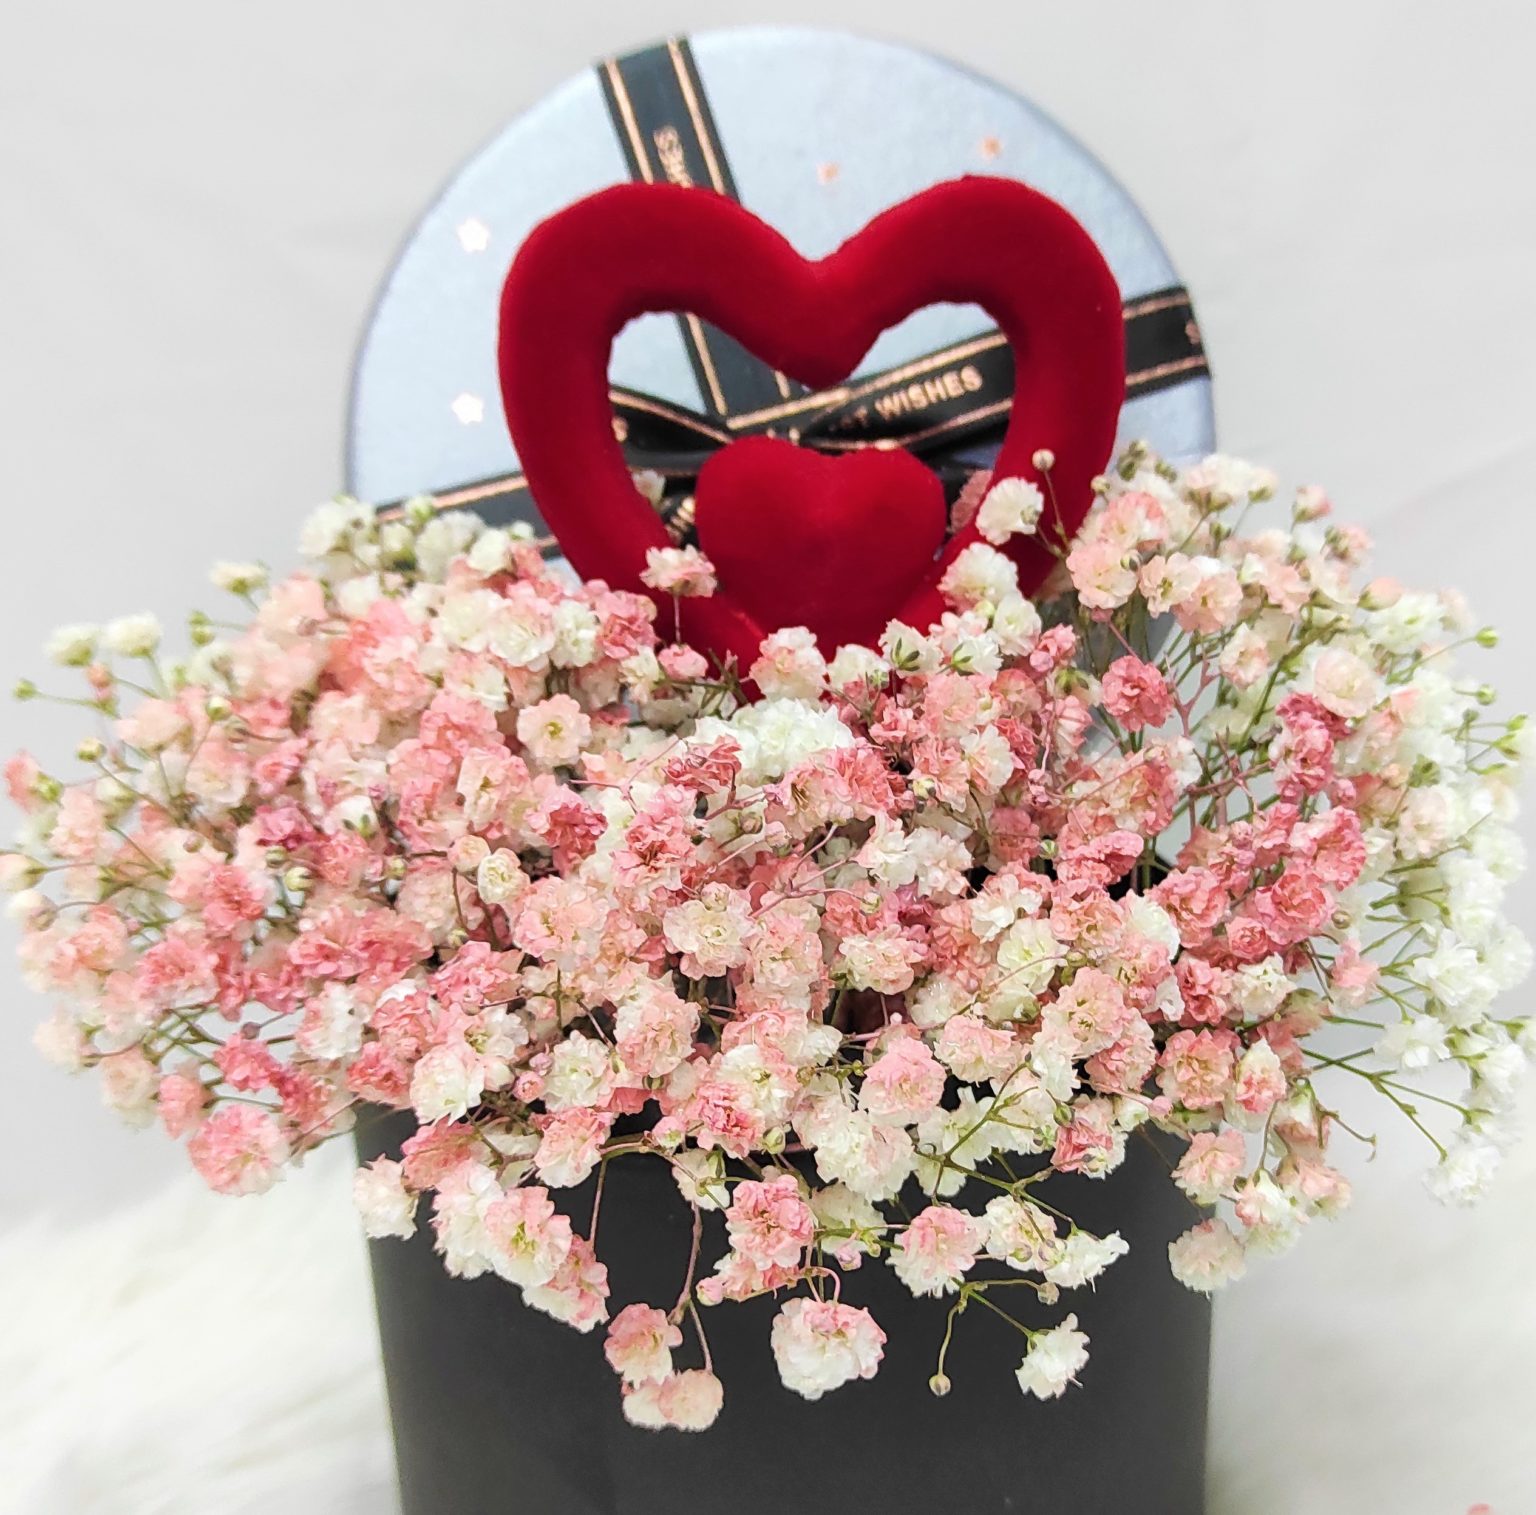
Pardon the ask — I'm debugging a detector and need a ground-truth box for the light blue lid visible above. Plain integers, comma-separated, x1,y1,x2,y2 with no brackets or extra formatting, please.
348,26,1214,505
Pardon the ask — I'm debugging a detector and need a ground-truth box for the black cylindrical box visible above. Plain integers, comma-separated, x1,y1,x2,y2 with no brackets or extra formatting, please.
356,1110,1210,1515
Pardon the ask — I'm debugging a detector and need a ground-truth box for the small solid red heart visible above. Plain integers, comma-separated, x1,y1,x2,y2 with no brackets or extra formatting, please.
694,436,947,655
499,177,1124,669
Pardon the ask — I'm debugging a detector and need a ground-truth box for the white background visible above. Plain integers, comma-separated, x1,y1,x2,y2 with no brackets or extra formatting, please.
1,3,1533,1512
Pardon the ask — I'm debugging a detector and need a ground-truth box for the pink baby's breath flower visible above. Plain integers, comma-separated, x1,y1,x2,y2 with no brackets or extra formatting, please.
483,1184,573,1289
410,1040,485,1123
1168,1218,1247,1292
1066,538,1138,611
725,1174,815,1270
46,787,107,861
836,926,928,995
1330,938,1380,1007
353,1157,418,1239
641,545,718,598
9,446,1530,1429
1052,1099,1125,1176
187,1105,290,1195
156,1071,207,1139
891,1204,985,1296
662,883,755,976
622,1369,724,1431
859,1037,947,1126
771,1298,886,1400
533,1107,614,1188
525,1234,609,1332
1309,647,1381,720
1173,1130,1247,1206
1232,1039,1287,1116
516,693,592,769
750,627,827,700
1158,1029,1239,1111
605,1303,682,1385
1101,656,1174,731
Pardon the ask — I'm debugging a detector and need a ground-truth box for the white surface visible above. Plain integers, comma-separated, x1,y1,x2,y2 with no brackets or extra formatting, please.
0,3,1533,1511
0,1145,394,1515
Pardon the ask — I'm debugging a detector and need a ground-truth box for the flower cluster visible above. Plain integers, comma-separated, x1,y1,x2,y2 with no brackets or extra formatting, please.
6,448,1529,1428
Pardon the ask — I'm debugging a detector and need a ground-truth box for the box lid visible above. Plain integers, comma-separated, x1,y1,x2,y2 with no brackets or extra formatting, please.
348,27,1214,518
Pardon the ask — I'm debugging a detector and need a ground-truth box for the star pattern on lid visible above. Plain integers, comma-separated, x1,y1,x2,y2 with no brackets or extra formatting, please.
455,217,492,253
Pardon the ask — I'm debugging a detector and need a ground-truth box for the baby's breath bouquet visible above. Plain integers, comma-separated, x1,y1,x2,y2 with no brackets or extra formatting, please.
7,447,1528,1429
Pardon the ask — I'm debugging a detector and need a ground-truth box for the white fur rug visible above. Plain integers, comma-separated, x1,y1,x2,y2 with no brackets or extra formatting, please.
0,1146,395,1515
2,1109,1532,1515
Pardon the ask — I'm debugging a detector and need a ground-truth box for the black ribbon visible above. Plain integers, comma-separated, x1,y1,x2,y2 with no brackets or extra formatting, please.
381,38,1210,544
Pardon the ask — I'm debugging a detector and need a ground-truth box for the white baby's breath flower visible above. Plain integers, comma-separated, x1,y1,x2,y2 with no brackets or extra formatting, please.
939,542,1018,609
210,561,269,595
722,698,856,783
410,1041,485,1123
827,642,890,691
353,1158,418,1239
975,477,1044,544
476,849,526,907
550,600,601,668
417,512,484,581
1014,1315,1089,1399
102,614,162,658
1183,454,1278,503
1043,1231,1129,1289
1375,1014,1450,1070
46,624,98,667
300,497,371,558
989,592,1042,655
466,527,514,576
1424,1130,1502,1205
1168,1219,1247,1292
879,620,941,674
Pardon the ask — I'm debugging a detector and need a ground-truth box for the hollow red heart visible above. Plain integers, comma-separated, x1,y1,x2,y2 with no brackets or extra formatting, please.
499,177,1125,670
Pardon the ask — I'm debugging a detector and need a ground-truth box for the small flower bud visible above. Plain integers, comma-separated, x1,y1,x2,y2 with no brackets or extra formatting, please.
75,738,105,763
13,679,38,701
1475,627,1499,648
928,1373,952,1397
1031,448,1055,472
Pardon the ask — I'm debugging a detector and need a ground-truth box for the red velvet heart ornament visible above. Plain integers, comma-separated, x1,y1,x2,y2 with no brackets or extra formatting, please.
693,436,948,654
498,176,1125,670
